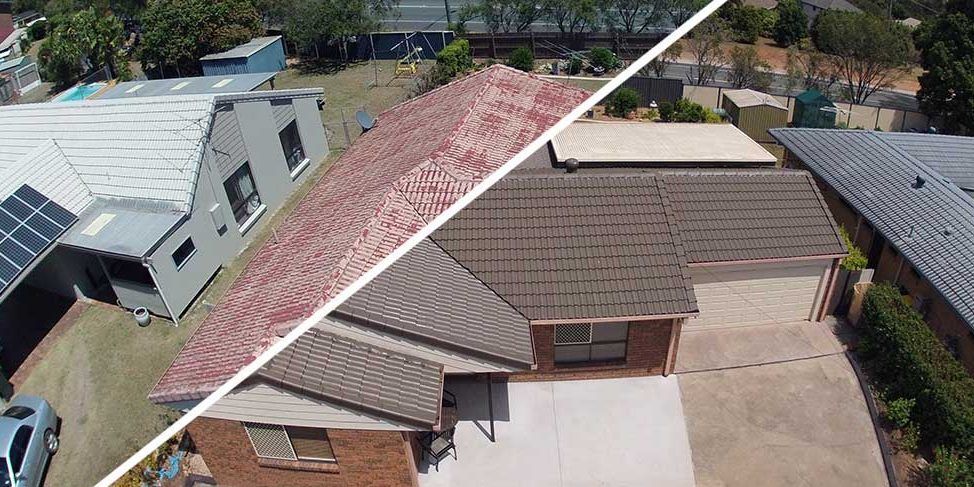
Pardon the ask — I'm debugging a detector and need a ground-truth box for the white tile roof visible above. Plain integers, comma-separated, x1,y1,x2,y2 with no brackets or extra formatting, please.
0,95,215,212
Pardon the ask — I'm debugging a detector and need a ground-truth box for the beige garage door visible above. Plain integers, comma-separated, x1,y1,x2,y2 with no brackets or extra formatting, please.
686,260,831,330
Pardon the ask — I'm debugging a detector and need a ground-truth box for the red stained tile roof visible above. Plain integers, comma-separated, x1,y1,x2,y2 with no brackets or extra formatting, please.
148,65,590,404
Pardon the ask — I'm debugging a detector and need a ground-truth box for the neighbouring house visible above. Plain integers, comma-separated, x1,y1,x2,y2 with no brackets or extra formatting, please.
549,120,778,167
800,0,861,25
11,10,42,29
96,72,278,100
185,125,847,487
147,65,590,408
744,0,779,9
898,17,922,29
0,56,40,95
773,128,974,373
200,36,286,77
0,2,11,47
0,87,327,342
722,89,789,144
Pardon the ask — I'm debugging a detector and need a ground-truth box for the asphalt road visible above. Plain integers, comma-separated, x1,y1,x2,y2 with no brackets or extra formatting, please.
666,62,919,111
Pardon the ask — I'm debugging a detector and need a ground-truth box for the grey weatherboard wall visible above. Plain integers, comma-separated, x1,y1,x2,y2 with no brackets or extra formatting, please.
146,94,327,318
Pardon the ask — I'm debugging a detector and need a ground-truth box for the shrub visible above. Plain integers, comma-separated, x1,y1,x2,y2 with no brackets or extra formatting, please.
436,39,473,78
506,47,534,72
861,284,974,454
899,423,920,452
659,101,675,122
567,55,583,75
27,20,47,41
606,88,640,118
729,6,765,44
885,397,915,429
641,108,660,120
588,47,619,72
839,227,868,271
773,0,808,47
928,447,974,487
672,98,710,123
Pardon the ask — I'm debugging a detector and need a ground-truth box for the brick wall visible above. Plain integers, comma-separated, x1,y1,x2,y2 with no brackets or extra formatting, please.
513,319,675,382
187,417,418,487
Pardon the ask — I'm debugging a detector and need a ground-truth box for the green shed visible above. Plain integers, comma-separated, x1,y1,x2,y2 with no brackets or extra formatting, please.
722,89,789,143
793,89,837,128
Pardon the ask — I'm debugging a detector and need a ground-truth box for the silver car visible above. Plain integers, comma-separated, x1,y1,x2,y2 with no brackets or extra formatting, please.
0,396,58,487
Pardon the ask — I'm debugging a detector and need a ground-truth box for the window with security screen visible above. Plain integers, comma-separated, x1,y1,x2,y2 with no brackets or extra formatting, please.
243,422,336,463
553,322,629,364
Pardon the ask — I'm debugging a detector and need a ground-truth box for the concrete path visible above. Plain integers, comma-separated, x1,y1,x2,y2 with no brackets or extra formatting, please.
419,376,696,487
676,320,844,373
677,322,887,487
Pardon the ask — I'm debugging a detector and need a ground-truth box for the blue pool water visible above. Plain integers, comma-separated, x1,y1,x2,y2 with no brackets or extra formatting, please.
54,82,106,102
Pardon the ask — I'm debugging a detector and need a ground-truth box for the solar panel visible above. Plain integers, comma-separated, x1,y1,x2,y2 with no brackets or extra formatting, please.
0,184,78,295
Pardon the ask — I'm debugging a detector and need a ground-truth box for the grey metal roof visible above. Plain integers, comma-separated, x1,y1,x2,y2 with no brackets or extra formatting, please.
771,128,974,332
801,0,860,11
58,199,184,258
97,72,276,100
200,36,282,61
336,238,534,366
661,171,847,263
875,132,974,193
431,174,699,321
257,328,444,428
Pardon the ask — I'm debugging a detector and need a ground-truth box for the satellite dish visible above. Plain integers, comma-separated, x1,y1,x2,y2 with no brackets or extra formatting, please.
355,110,377,132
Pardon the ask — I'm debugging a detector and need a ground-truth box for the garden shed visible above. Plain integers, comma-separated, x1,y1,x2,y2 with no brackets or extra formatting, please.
722,89,788,143
793,89,837,129
200,36,286,76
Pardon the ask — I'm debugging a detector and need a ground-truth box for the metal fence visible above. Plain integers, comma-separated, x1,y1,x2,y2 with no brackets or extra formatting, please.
462,32,667,60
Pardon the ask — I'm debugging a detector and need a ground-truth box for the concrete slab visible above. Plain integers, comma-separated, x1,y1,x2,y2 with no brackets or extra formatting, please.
675,320,844,373
419,376,695,487
679,354,887,487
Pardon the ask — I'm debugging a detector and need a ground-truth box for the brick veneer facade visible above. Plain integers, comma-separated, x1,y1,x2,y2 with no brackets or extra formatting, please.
187,417,419,487
512,319,678,382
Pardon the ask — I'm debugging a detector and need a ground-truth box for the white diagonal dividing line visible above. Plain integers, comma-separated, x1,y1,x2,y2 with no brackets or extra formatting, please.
95,3,729,485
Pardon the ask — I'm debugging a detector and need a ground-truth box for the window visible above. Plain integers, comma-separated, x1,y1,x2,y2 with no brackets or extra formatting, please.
553,322,629,364
223,163,261,227
1,407,33,420
8,426,31,474
243,423,335,463
171,238,196,270
278,120,306,174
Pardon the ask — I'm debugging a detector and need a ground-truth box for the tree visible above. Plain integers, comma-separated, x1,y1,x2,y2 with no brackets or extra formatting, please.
139,0,261,77
812,10,914,103
605,87,640,117
588,47,620,71
685,17,727,85
728,5,766,43
543,0,599,33
601,0,667,34
37,7,130,87
773,0,807,47
641,42,682,77
666,0,707,29
784,46,840,95
477,0,541,33
279,0,397,61
728,45,772,89
915,11,974,134
507,46,534,71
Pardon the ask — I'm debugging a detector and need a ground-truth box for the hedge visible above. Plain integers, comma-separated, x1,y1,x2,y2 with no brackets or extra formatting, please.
861,283,974,454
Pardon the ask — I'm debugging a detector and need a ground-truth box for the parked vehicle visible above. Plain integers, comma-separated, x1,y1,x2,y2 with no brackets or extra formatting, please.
0,396,58,487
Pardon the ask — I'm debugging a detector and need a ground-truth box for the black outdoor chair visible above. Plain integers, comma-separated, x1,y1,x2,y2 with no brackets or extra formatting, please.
423,390,459,471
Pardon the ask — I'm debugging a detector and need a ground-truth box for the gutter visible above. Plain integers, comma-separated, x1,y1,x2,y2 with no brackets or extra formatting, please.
530,312,698,326
687,253,849,268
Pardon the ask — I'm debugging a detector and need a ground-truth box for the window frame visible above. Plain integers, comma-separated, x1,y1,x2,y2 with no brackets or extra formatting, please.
171,237,196,270
243,422,336,464
553,322,629,364
222,162,263,232
278,119,309,178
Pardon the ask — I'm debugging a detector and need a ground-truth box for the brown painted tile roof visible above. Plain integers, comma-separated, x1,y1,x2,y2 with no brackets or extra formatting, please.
148,65,590,404
336,238,534,367
431,174,699,321
661,171,847,263
257,328,444,428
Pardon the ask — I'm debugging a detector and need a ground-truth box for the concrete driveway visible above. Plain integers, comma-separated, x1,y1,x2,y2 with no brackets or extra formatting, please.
419,376,696,487
677,322,887,487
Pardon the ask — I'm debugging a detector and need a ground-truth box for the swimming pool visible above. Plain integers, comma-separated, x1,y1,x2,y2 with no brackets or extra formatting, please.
53,82,106,102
